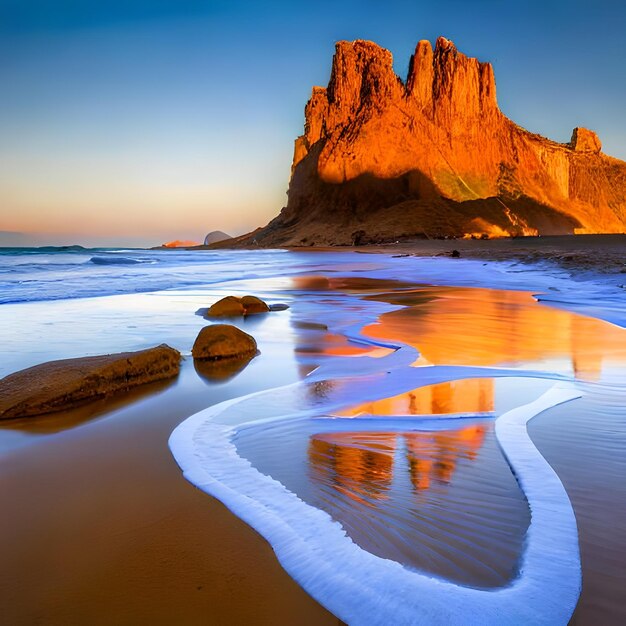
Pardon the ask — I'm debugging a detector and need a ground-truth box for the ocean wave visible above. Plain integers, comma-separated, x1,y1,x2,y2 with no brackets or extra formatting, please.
89,256,154,265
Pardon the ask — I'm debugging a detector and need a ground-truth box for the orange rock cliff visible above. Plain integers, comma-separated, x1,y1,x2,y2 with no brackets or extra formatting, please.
245,38,626,245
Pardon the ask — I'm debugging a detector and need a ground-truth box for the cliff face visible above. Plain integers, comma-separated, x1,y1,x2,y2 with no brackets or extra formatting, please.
249,38,626,245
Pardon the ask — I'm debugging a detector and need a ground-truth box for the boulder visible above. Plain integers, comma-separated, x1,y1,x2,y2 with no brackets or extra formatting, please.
206,295,271,317
0,344,181,419
207,296,246,317
192,324,258,361
240,295,270,315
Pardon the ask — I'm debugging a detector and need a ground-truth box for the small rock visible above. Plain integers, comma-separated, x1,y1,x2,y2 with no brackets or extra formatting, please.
192,324,258,361
451,249,461,258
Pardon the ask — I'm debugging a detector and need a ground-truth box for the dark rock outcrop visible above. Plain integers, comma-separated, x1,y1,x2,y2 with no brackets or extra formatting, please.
242,38,626,245
0,344,181,419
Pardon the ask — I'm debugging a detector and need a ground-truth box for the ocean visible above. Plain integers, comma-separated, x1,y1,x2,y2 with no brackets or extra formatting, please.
1,244,625,624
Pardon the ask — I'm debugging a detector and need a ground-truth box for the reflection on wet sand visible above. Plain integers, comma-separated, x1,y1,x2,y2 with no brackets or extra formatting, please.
309,433,395,505
405,426,486,491
193,356,253,384
337,378,494,417
235,412,527,587
363,286,626,380
291,276,415,293
0,377,175,438
295,330,393,359
309,426,487,503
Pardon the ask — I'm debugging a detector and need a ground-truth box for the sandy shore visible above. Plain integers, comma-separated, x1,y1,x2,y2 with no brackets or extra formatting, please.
304,234,626,277
0,361,340,625
188,234,626,277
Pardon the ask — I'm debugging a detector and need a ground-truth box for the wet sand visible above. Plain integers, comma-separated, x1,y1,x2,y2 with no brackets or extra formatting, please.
0,362,340,626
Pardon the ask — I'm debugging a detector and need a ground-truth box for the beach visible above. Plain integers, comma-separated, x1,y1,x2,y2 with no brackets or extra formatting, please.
1,241,625,624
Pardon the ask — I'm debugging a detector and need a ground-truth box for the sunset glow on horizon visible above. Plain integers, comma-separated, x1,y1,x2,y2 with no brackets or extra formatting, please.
2,0,625,247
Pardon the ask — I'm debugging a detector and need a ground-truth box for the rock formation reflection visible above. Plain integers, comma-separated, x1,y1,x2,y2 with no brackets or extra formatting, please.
308,425,487,503
405,426,486,491
309,433,395,505
364,286,626,380
337,378,494,417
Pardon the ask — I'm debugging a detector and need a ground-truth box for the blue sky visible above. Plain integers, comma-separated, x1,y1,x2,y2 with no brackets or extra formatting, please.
1,0,624,246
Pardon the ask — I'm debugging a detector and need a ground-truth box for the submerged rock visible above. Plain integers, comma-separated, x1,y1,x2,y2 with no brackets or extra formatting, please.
192,324,258,361
0,344,181,419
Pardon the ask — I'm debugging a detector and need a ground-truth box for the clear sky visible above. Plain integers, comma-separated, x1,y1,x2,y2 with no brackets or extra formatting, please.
1,0,624,247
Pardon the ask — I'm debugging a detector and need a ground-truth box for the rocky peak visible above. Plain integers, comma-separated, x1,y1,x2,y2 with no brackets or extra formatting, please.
264,37,626,247
570,127,602,153
327,40,399,108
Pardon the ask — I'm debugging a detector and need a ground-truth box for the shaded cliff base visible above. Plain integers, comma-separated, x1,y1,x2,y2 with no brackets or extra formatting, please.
247,169,583,247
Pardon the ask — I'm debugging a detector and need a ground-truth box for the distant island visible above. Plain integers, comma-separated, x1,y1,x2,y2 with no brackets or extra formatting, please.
234,37,626,246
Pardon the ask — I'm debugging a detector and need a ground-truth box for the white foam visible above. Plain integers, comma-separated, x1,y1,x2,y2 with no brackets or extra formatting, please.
170,383,582,625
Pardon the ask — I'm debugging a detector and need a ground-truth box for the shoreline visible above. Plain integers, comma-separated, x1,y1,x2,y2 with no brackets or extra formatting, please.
159,233,626,283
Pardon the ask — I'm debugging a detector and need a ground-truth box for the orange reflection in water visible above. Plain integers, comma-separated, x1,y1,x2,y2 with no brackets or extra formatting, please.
309,433,396,505
363,286,626,380
337,378,494,417
295,330,393,359
291,276,413,293
308,425,487,502
405,426,486,491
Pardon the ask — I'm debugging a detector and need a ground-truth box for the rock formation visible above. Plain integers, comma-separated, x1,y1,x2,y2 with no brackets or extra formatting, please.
0,344,181,419
245,38,626,245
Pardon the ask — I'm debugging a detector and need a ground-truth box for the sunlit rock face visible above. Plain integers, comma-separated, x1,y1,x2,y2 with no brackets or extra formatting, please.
247,38,626,245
